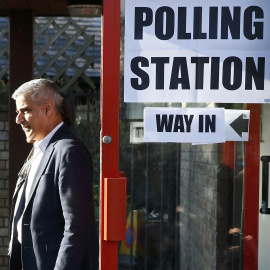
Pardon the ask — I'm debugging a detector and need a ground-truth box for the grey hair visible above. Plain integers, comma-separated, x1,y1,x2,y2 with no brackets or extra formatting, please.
11,78,63,113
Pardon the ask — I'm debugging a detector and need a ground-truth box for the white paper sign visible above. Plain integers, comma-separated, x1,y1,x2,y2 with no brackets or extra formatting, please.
144,108,225,143
124,0,270,103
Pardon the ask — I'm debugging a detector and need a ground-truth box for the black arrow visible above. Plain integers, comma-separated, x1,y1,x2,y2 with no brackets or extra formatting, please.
230,114,249,137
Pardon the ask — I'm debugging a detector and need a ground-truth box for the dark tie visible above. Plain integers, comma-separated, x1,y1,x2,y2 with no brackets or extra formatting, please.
13,147,35,240
10,177,28,270
9,149,34,270
13,177,28,233
11,148,34,229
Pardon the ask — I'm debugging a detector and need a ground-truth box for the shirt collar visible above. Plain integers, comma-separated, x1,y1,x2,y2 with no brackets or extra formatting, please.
34,122,63,153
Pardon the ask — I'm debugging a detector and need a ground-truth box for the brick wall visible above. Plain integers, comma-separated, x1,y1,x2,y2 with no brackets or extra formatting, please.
180,143,222,270
0,112,9,270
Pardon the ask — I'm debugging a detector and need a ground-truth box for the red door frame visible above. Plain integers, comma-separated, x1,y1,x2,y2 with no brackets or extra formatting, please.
244,104,260,269
100,0,121,269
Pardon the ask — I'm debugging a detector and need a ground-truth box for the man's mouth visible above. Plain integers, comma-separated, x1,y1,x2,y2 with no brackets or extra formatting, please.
22,125,31,132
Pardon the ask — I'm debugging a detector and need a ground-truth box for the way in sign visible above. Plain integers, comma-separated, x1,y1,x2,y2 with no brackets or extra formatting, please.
156,114,216,133
144,107,225,143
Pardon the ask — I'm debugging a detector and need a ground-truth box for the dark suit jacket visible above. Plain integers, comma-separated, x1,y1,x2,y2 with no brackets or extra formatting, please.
9,123,99,270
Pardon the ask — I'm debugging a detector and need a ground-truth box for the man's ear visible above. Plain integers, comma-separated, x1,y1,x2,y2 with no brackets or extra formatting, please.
44,101,54,116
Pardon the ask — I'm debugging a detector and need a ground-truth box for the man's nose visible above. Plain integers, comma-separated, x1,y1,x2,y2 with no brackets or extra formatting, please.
16,112,24,124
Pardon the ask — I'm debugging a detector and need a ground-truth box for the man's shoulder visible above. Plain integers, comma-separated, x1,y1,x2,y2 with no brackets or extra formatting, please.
50,124,88,152
55,134,86,150
52,136,91,164
52,124,80,142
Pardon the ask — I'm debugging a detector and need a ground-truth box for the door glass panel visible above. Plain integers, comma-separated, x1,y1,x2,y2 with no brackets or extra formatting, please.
118,101,246,269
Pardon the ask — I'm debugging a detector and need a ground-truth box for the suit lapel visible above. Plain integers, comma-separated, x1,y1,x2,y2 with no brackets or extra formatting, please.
23,123,70,208
24,143,55,208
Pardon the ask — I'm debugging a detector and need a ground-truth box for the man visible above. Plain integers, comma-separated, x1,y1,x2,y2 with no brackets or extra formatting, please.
9,79,99,270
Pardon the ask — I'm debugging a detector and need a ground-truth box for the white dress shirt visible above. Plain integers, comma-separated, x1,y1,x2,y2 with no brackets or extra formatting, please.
16,122,63,243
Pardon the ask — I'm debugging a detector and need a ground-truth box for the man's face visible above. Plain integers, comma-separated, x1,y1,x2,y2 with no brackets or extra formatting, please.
15,93,48,143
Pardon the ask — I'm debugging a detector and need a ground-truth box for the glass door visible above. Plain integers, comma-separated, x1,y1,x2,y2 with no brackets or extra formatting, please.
98,1,261,269
114,1,261,266
117,102,259,270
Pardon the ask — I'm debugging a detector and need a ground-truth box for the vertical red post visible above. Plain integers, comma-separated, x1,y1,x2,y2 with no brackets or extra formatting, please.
100,0,121,269
244,104,260,270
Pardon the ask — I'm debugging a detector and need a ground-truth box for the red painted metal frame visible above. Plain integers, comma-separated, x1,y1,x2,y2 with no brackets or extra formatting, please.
100,0,121,269
244,104,260,270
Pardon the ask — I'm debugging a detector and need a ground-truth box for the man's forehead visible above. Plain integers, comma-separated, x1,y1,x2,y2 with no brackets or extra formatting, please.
15,93,33,108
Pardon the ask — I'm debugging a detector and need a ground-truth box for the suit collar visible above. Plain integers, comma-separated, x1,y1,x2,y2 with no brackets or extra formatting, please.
46,122,70,147
36,122,63,153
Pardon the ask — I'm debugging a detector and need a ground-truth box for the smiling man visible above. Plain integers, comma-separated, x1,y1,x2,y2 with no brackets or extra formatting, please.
9,79,99,270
